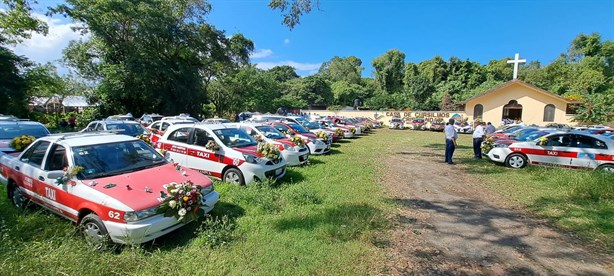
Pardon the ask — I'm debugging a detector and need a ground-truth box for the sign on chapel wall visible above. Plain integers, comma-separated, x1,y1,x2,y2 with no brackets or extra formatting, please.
384,111,461,123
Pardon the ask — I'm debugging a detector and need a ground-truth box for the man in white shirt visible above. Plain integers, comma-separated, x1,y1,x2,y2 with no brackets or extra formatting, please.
472,122,486,159
444,118,458,164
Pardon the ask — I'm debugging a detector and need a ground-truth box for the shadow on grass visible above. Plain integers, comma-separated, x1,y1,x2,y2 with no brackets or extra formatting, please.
273,203,385,242
279,169,306,184
149,201,246,250
335,140,351,144
328,148,342,155
423,143,472,150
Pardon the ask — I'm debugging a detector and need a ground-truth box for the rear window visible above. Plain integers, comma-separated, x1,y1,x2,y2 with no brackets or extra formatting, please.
0,124,50,139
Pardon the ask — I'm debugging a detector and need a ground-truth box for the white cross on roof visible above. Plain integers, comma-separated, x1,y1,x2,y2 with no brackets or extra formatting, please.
507,53,526,80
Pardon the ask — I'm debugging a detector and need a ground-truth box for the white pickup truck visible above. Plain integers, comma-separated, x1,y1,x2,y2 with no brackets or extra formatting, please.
0,132,219,248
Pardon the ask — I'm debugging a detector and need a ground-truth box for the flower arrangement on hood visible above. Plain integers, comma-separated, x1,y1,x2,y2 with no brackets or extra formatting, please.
315,131,329,141
537,136,549,146
480,136,495,153
291,135,304,147
252,134,263,143
256,142,281,161
158,180,204,222
137,134,151,146
349,127,356,134
56,166,84,186
9,135,35,151
205,140,219,151
335,128,344,136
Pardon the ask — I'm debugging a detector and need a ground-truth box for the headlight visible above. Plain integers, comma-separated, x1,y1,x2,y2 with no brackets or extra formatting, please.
308,138,316,143
124,206,159,222
315,140,325,146
243,153,262,164
494,144,508,148
284,144,296,151
201,184,214,195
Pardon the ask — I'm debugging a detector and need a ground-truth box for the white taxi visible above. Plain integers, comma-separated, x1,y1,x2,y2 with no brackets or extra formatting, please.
228,123,309,166
0,132,219,247
487,132,614,171
156,123,287,185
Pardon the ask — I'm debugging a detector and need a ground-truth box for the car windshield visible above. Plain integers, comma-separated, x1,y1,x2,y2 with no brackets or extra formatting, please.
73,140,167,179
510,128,538,138
502,126,522,133
287,123,309,134
520,131,550,141
255,126,286,139
214,128,257,148
106,123,149,137
302,121,321,129
0,124,50,139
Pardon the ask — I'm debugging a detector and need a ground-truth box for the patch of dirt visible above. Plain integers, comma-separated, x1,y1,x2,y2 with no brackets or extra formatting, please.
378,147,614,275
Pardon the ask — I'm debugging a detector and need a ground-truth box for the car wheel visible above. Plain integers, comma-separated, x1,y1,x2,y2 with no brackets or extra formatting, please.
505,153,527,169
223,168,245,185
597,164,614,173
8,183,28,209
80,214,111,250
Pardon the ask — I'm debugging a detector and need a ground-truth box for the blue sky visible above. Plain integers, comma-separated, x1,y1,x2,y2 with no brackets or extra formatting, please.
8,0,614,77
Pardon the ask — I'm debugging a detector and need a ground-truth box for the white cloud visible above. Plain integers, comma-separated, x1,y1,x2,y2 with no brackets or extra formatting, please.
8,13,87,67
255,60,321,75
283,38,290,45
249,49,273,59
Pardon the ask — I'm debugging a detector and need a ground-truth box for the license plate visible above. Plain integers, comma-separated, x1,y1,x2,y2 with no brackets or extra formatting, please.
275,168,283,175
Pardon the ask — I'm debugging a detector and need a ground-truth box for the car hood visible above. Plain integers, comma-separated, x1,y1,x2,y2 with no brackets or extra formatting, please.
231,145,264,158
82,163,213,211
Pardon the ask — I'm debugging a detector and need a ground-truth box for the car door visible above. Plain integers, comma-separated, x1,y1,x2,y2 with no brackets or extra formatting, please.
186,128,225,178
18,141,51,205
40,144,78,219
531,134,574,167
571,134,609,169
162,127,190,166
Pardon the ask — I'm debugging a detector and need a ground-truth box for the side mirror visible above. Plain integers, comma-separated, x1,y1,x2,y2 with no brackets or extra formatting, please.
47,171,65,181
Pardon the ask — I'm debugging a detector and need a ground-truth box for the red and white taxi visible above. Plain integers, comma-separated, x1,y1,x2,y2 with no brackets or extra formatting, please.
487,132,614,171
270,122,330,155
0,132,219,246
148,118,196,143
228,123,309,166
156,123,287,185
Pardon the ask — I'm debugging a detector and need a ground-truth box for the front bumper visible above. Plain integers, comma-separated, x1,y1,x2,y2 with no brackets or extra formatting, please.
308,141,330,155
104,190,220,244
282,150,309,166
240,160,287,183
486,148,511,163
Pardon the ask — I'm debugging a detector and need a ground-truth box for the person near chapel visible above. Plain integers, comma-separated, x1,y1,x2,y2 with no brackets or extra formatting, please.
444,118,458,165
68,115,77,130
472,122,486,159
485,122,496,135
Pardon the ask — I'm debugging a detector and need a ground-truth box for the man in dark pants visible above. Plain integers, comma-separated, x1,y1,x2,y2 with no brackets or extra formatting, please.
472,122,485,159
444,118,458,164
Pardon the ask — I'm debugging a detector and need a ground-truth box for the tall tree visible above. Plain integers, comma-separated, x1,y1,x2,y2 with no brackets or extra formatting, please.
53,0,253,116
266,65,299,82
268,0,318,29
418,55,447,85
319,56,363,84
372,49,405,94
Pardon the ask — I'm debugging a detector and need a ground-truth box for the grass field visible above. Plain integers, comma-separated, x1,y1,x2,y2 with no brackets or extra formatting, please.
1,129,611,275
0,131,390,275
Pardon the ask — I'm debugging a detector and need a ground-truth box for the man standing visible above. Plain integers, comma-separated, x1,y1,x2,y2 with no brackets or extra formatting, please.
444,118,458,165
472,122,485,159
485,122,496,135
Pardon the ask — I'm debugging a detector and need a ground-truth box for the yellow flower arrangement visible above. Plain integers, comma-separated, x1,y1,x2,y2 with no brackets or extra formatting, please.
335,128,344,136
316,131,329,141
350,127,356,134
480,136,495,154
137,134,151,146
205,140,220,151
256,142,281,161
252,134,263,142
291,136,304,147
9,135,35,151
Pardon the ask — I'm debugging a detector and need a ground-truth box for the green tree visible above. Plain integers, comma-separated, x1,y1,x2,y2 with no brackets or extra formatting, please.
53,0,253,117
319,56,363,84
372,49,405,94
331,80,368,106
404,75,435,109
266,65,299,82
0,45,31,116
282,75,332,107
268,0,318,29
418,55,447,85
0,0,48,44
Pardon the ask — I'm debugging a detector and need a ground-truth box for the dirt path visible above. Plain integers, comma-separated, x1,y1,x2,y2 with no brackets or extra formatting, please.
379,147,613,275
